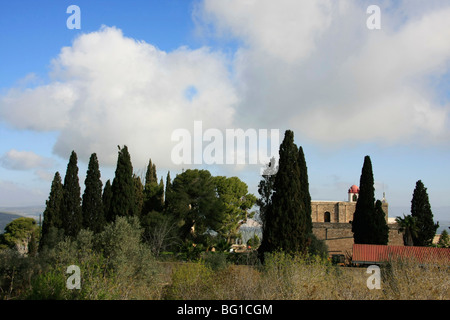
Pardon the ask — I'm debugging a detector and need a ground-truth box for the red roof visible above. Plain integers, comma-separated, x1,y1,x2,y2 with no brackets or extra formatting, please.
352,244,450,265
348,185,359,194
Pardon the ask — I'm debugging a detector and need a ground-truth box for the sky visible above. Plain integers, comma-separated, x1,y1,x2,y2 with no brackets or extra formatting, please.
0,0,449,222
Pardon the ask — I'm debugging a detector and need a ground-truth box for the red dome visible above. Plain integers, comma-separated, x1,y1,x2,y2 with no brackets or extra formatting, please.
349,185,359,193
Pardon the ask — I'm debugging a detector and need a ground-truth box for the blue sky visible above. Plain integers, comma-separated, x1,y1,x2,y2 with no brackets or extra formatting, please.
1,0,449,222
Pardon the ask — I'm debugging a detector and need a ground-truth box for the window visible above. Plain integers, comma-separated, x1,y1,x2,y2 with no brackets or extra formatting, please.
324,211,331,222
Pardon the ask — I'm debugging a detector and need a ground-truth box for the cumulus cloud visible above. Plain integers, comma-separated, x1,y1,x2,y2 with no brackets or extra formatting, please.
1,1,450,176
0,149,53,171
0,26,238,169
197,0,450,147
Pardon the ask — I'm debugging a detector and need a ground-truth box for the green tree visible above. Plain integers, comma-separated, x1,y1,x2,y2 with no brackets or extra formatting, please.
165,171,172,209
110,146,136,219
298,146,312,237
411,180,439,246
257,157,277,225
214,176,257,244
102,179,113,222
1,217,39,254
62,151,83,238
142,159,164,214
395,214,419,246
373,200,389,245
437,229,449,248
40,172,64,250
169,169,224,244
134,174,144,218
352,156,376,244
259,130,310,256
82,153,105,233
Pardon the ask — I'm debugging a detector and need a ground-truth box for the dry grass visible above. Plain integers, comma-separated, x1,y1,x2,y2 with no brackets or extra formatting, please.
161,253,449,300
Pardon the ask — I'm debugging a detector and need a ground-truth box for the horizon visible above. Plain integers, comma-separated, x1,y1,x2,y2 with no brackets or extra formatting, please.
1,1,449,224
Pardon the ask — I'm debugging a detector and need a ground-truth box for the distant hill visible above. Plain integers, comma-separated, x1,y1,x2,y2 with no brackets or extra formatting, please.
0,212,24,233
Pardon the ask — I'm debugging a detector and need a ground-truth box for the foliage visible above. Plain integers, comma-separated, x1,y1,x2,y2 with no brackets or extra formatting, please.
110,146,137,220
168,169,224,244
82,153,105,233
214,176,256,244
395,214,419,246
410,180,439,246
259,130,311,256
352,156,376,244
1,217,39,254
437,229,449,248
62,151,83,238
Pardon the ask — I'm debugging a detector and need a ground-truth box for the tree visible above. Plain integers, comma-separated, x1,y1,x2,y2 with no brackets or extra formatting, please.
298,146,313,236
134,174,144,218
142,159,164,214
373,200,389,245
169,169,224,243
82,153,105,233
165,171,172,209
62,151,83,238
437,229,449,248
395,214,419,246
1,217,39,255
257,157,277,224
102,180,113,222
411,180,439,246
214,176,257,244
352,156,376,244
259,130,310,256
110,146,136,219
40,172,64,250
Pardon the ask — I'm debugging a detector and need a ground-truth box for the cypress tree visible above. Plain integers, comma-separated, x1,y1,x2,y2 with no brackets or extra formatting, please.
298,146,312,236
142,158,164,214
102,179,113,222
134,174,144,218
259,130,309,256
352,155,375,244
110,145,136,219
82,153,104,233
39,171,64,250
165,171,172,209
373,200,389,245
62,151,83,238
411,180,439,246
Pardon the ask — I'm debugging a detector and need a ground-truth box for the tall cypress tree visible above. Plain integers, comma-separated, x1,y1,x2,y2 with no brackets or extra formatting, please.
82,153,104,233
298,146,312,236
411,180,439,246
62,151,83,238
165,171,172,209
352,155,376,244
259,130,309,256
142,158,164,214
102,179,113,222
374,200,389,245
134,174,144,218
39,171,64,250
110,145,136,219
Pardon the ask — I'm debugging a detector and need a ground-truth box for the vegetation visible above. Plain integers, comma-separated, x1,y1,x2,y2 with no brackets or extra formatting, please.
410,180,439,246
1,133,447,300
352,156,389,245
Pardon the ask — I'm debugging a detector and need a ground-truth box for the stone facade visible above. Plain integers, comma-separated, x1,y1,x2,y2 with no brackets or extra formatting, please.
312,222,404,256
311,200,389,223
310,188,402,258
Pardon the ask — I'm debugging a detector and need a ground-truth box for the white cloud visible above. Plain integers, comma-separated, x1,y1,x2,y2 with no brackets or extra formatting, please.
0,26,238,170
0,149,53,171
197,0,450,147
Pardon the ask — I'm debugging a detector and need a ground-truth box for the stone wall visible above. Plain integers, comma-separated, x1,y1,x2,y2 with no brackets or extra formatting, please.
312,222,404,257
311,201,389,224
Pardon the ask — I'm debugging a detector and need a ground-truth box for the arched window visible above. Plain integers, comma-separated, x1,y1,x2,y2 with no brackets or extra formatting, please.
324,211,331,222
